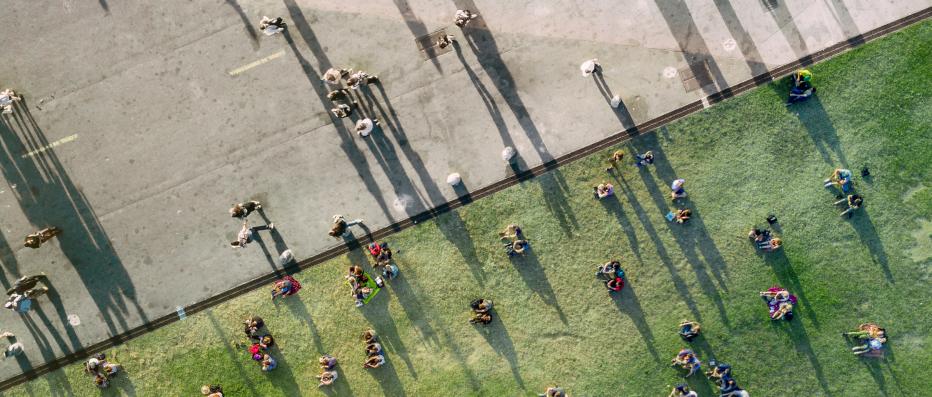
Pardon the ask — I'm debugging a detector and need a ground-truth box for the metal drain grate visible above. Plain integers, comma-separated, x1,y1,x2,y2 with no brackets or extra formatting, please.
762,0,780,12
415,28,455,60
679,59,715,93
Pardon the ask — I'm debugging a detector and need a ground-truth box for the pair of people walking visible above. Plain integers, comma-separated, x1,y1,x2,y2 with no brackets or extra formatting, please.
229,201,274,248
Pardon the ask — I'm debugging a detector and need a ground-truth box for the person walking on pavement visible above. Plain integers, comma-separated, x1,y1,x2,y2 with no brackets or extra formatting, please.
346,71,378,90
231,221,275,248
329,215,363,238
580,59,601,77
24,227,61,249
259,16,286,36
437,34,455,49
7,274,49,295
0,88,22,115
0,331,22,359
322,68,351,85
230,201,262,219
355,117,379,137
454,9,478,27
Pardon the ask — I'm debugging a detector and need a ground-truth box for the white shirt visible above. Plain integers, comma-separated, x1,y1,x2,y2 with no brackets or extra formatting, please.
356,119,374,136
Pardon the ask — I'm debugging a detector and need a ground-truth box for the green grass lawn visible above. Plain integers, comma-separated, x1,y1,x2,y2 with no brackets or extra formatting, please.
4,21,930,397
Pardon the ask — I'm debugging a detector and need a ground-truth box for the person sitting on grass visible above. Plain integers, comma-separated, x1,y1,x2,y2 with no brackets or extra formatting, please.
368,242,394,266
319,354,337,370
261,354,277,371
258,334,275,350
669,383,698,397
539,386,566,397
606,275,625,292
94,373,109,388
201,384,224,397
678,320,701,342
771,301,794,321
594,182,615,199
271,275,301,300
505,239,529,257
362,329,377,344
635,150,654,167
671,348,701,377
243,316,264,340
352,286,373,307
469,298,494,324
824,168,853,193
718,377,743,396
606,150,625,172
670,179,687,200
835,194,864,217
675,208,692,224
760,237,782,252
103,361,122,377
317,369,338,387
366,342,383,356
363,354,385,369
596,260,622,279
498,224,523,240
706,361,732,381
748,228,771,243
844,323,887,355
381,263,399,281
787,68,815,104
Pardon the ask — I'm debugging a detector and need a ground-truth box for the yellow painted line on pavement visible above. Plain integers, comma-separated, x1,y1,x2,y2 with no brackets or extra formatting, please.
228,50,286,76
21,134,78,159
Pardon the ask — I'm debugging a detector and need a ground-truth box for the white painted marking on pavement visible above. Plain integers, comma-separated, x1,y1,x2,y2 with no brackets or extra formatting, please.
663,67,678,78
228,50,286,76
723,38,737,52
177,306,187,320
20,134,78,159
68,314,81,326
701,97,710,108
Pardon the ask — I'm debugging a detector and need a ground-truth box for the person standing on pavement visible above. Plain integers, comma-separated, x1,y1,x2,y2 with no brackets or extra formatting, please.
329,215,363,238
24,227,61,249
580,59,601,77
7,274,49,295
230,201,262,219
0,88,21,115
231,221,275,248
259,16,286,36
355,117,378,137
454,9,478,27
346,71,378,90
0,331,22,359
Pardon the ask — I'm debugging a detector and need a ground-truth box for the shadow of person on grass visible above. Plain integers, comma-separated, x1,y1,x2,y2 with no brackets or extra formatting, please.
436,211,487,286
783,318,833,395
206,311,260,396
610,283,660,362
609,169,703,322
511,248,568,325
763,249,820,328
847,210,892,283
772,79,848,167
473,312,525,389
598,194,641,261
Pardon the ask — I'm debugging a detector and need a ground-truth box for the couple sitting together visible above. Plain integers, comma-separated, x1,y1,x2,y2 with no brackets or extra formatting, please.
499,224,529,257
760,287,796,321
595,260,625,292
468,298,494,325
748,228,781,252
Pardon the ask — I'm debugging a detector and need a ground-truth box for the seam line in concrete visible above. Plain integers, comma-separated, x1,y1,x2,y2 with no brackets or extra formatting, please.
0,7,927,392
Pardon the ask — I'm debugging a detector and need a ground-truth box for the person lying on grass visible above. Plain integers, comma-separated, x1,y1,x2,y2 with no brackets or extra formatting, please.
671,348,701,377
844,323,887,355
317,369,338,387
678,320,701,342
669,383,698,397
594,182,614,199
363,354,385,369
835,194,864,217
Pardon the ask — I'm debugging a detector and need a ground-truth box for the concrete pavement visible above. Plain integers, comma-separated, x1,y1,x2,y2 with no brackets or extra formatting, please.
0,0,926,382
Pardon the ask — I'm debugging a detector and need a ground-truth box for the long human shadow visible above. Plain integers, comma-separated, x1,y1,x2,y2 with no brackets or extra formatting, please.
98,0,109,13
511,249,568,325
848,210,892,283
712,0,770,78
826,0,865,46
768,1,815,66
265,345,303,396
783,88,848,167
598,194,641,261
592,72,638,130
610,171,703,321
225,0,260,49
434,211,485,286
206,311,261,396
37,370,77,397
380,256,482,390
275,296,325,354
474,310,525,388
629,141,730,327
0,231,20,291
1,102,148,347
653,0,729,94
611,283,660,361
281,1,397,227
392,0,442,72
32,279,83,354
763,249,820,328
785,318,832,395
365,353,408,397
452,42,516,154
